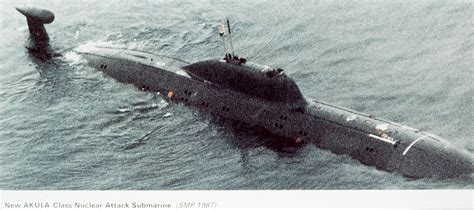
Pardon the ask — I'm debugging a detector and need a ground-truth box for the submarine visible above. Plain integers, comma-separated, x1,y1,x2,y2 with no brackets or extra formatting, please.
16,6,472,179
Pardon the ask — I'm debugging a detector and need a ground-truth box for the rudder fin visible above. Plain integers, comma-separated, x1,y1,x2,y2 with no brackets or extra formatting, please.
16,6,55,41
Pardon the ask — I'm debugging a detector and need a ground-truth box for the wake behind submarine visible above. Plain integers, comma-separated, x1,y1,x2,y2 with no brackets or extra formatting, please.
16,7,472,179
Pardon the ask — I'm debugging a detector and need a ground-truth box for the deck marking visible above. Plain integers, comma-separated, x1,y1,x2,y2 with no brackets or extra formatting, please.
346,115,357,121
368,134,396,145
402,135,429,156
375,123,389,131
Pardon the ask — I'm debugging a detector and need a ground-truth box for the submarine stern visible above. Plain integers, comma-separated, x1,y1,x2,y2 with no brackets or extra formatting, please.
16,6,54,41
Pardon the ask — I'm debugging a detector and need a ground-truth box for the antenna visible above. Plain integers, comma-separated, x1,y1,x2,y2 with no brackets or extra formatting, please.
227,19,235,57
218,23,228,60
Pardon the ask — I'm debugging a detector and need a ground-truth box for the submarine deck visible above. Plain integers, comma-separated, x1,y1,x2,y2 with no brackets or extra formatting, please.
307,98,450,146
76,46,191,78
77,45,450,148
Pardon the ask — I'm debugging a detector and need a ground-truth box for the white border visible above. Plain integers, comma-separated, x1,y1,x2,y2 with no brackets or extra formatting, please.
1,190,473,209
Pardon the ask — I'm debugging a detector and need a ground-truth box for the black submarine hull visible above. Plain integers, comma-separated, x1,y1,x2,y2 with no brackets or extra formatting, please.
16,6,472,179
77,46,473,179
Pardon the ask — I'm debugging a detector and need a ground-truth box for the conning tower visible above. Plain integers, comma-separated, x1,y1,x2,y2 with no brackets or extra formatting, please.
182,20,307,107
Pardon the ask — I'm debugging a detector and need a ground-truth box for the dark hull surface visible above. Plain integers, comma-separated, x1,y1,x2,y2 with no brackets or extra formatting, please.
78,46,473,179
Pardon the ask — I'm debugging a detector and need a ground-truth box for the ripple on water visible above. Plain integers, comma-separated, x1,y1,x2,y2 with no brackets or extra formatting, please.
0,0,472,190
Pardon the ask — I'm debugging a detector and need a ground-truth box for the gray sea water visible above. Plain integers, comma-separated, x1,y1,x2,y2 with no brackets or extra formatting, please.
0,0,473,190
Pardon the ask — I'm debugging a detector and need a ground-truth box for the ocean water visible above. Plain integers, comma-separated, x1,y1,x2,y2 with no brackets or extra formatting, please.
0,0,472,189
